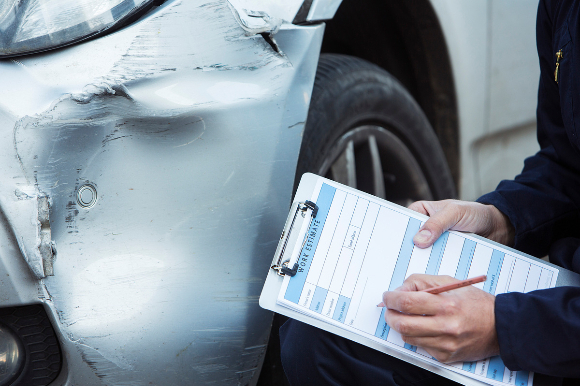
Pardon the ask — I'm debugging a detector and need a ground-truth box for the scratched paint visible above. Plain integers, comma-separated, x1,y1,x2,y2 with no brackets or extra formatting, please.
0,0,325,385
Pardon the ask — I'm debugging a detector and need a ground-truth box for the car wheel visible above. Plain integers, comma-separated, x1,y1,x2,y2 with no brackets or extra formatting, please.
295,53,456,203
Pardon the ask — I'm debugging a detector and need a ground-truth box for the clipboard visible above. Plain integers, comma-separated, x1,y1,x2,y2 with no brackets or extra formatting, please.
260,173,580,386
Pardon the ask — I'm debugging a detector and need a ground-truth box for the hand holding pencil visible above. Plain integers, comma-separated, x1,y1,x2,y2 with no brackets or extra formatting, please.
377,275,487,307
380,273,499,364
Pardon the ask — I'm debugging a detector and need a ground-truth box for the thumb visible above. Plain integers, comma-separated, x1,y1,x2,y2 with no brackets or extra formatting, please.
412,203,462,248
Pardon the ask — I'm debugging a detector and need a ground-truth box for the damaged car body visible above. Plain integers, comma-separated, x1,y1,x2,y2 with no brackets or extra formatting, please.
0,0,541,385
0,0,332,384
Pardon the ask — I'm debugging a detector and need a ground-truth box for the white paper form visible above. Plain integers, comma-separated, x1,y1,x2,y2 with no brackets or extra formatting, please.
277,180,559,386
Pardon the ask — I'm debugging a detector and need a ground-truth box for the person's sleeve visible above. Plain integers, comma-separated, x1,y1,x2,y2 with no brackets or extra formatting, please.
495,287,580,376
477,0,580,258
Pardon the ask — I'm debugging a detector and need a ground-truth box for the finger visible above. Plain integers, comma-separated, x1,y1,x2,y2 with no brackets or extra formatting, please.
385,310,446,337
408,201,429,215
382,290,446,315
394,274,459,292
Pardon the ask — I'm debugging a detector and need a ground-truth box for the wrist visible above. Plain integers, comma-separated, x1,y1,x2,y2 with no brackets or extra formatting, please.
486,294,501,358
486,205,515,246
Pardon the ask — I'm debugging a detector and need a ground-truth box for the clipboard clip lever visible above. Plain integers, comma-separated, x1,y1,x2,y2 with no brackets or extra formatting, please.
301,200,318,218
272,261,299,277
271,200,319,277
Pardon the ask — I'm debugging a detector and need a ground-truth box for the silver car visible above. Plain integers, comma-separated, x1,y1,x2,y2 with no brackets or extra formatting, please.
0,0,539,385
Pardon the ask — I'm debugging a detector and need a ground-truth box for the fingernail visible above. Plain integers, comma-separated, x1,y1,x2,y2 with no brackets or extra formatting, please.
377,302,385,307
414,229,432,244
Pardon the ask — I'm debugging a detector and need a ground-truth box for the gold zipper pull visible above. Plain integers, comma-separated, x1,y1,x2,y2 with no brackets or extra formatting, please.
555,49,563,83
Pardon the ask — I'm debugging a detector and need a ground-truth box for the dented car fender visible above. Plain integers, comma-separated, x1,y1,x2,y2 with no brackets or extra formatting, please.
0,0,326,384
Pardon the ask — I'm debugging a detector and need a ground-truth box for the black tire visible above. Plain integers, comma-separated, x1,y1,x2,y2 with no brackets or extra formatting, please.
295,54,456,203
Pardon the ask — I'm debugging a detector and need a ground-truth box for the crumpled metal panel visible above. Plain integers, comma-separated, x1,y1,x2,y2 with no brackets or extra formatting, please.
227,0,303,33
0,184,54,278
0,0,324,384
226,0,344,30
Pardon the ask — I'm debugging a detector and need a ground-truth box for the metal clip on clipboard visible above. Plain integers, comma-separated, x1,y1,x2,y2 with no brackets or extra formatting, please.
271,200,318,277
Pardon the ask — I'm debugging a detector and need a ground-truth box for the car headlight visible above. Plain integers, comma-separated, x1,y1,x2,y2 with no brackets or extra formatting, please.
0,0,156,58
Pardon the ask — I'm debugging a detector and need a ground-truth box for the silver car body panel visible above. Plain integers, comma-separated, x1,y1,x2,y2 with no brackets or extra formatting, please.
0,0,324,384
306,0,343,21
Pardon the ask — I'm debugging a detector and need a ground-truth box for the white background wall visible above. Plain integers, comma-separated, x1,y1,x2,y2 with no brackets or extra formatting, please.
431,0,540,199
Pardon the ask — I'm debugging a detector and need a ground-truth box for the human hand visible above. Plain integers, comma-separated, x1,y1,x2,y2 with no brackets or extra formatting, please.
408,200,514,249
382,274,499,363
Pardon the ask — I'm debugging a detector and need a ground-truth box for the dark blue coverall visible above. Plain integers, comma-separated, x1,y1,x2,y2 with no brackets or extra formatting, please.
280,0,580,383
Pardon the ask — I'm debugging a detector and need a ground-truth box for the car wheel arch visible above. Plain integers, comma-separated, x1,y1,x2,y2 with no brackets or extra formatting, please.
317,0,460,190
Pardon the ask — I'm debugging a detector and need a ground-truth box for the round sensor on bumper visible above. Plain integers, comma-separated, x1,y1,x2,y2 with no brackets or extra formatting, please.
77,184,97,209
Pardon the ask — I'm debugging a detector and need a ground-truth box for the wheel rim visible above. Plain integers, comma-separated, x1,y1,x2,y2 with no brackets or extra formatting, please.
318,125,433,206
